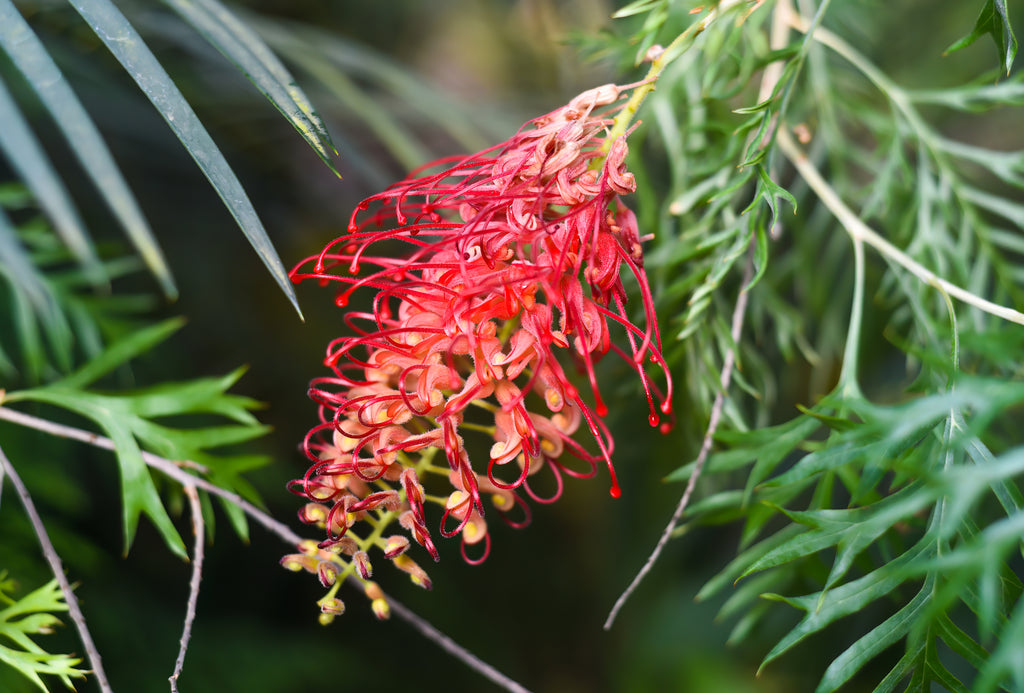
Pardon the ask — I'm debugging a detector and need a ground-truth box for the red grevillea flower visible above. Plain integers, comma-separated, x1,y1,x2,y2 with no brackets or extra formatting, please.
283,83,672,621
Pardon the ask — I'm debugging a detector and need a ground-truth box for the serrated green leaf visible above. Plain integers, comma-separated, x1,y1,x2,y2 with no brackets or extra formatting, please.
0,74,104,288
758,540,932,672
945,0,1018,75
8,388,188,556
746,217,769,290
0,0,175,298
697,523,806,602
66,0,302,317
815,582,932,693
744,164,797,225
0,575,87,691
163,0,338,175
934,614,995,674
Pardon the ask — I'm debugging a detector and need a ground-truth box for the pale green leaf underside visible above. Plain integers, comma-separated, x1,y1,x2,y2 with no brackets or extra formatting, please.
164,0,339,175
67,0,302,317
0,0,176,299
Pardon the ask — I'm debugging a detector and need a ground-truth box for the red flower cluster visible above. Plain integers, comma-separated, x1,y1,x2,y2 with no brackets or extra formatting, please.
283,83,671,620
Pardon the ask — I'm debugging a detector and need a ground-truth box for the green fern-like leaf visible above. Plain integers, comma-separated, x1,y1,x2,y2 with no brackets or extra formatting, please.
0,572,86,692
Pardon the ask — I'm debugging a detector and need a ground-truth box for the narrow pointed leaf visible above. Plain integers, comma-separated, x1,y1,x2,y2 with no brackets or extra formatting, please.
56,316,185,390
759,541,931,671
945,0,1018,75
815,582,932,693
0,76,103,287
3,389,187,557
0,1,175,298
163,0,338,175
66,0,302,317
0,207,75,373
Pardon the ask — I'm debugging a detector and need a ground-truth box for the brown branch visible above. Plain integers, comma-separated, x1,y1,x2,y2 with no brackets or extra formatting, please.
169,485,204,693
604,244,755,630
0,443,115,693
0,405,534,693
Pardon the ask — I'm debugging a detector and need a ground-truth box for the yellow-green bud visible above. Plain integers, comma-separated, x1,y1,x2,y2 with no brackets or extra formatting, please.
319,597,345,616
353,550,373,580
298,503,329,526
370,597,391,620
384,535,410,559
364,581,384,601
317,560,339,587
280,553,318,573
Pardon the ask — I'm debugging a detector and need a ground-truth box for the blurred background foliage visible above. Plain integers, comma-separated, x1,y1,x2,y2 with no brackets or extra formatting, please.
0,0,1022,691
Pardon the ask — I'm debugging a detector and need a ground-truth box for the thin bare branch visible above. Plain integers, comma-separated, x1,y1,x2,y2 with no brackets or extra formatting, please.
0,404,533,693
0,443,115,693
387,597,533,693
169,485,204,693
605,245,755,630
776,127,1024,326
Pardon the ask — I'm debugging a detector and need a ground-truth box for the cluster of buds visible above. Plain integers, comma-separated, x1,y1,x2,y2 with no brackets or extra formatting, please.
282,83,672,622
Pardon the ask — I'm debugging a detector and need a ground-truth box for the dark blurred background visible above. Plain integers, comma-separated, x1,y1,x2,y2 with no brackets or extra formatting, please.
0,1,1001,691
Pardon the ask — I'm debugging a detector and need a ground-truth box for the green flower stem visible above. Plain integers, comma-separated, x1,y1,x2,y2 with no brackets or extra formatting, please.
777,127,1024,326
602,0,761,153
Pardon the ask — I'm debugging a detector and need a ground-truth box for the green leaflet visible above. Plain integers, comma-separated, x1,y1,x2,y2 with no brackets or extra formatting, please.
0,573,86,692
945,0,1018,75
4,318,269,555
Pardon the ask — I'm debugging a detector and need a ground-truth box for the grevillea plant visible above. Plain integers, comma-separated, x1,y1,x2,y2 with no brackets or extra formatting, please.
282,83,673,620
5,1,1024,692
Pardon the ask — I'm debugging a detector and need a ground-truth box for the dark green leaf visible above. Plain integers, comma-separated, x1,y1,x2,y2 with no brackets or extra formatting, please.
945,0,1018,75
67,0,302,317
163,0,338,175
56,317,185,390
0,1,175,298
815,582,933,693
0,74,103,287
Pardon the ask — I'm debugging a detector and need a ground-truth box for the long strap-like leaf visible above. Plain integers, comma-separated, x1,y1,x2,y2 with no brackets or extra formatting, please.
0,76,104,288
0,0,177,298
66,0,302,317
163,0,339,175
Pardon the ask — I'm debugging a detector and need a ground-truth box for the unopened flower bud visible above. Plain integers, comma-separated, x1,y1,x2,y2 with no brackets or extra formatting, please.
280,553,318,573
298,503,330,526
334,536,359,556
393,554,432,590
384,535,410,559
370,598,390,620
319,597,346,616
353,550,373,580
317,560,339,587
298,540,320,555
364,581,384,601
318,612,335,626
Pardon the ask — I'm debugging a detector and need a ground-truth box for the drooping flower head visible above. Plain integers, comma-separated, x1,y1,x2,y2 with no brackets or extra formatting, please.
283,83,672,621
